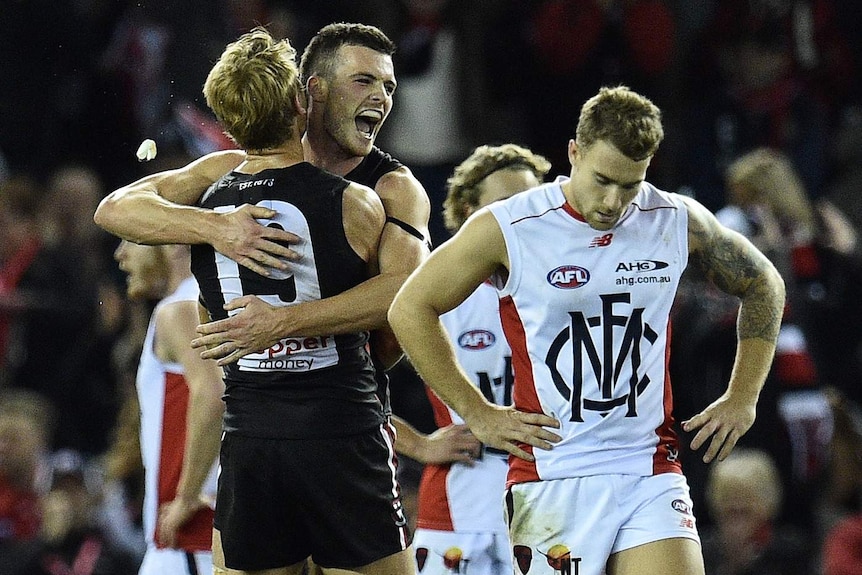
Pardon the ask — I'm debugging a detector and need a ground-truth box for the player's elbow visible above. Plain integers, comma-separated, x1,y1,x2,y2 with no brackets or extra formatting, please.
93,192,121,231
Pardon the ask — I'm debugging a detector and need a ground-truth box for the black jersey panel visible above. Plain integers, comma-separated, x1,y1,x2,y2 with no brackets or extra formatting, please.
190,162,384,438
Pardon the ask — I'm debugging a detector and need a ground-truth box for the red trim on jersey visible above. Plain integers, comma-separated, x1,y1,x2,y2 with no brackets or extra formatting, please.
653,320,682,475
499,295,541,487
416,464,455,531
155,372,214,551
416,388,456,530
562,201,586,222
425,386,455,429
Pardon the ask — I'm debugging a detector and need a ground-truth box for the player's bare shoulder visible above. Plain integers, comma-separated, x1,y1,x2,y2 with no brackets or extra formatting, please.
679,194,783,299
374,166,431,231
343,181,386,263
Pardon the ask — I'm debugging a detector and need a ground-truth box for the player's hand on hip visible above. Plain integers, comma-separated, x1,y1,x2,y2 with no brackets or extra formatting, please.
213,204,301,276
469,406,561,462
682,392,756,463
422,424,482,465
192,296,281,365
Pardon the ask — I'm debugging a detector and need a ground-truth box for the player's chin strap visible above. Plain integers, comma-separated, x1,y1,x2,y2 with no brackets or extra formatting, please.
385,216,433,251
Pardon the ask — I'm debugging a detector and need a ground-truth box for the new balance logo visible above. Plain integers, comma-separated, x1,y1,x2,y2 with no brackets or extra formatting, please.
589,233,613,248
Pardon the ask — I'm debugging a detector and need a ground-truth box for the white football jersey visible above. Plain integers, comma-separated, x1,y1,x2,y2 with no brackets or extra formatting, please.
136,276,219,550
417,282,511,533
487,177,688,484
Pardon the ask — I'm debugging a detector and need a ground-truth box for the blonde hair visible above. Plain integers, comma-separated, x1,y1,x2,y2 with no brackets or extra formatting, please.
725,147,816,239
706,447,784,521
203,27,303,151
443,144,551,233
576,85,664,161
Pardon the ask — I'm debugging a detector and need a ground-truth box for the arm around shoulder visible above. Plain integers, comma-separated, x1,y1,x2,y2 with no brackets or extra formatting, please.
94,150,244,245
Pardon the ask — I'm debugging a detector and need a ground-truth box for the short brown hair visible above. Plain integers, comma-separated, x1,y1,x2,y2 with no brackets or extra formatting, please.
576,86,664,161
443,144,551,233
203,27,302,151
299,22,396,84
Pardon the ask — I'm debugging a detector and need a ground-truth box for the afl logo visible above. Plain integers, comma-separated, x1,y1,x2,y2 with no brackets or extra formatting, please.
671,499,692,515
547,265,590,289
458,330,496,350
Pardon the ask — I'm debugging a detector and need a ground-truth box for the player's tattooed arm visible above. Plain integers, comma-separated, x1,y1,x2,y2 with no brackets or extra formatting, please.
683,196,785,342
680,196,786,462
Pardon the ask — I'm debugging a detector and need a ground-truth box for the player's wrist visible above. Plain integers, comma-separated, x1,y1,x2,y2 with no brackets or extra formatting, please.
174,492,202,508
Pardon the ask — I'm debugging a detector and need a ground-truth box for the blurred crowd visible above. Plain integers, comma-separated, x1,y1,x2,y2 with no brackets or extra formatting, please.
1,1,861,574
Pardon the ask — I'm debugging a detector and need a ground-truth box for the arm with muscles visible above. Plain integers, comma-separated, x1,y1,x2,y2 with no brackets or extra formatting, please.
93,150,299,276
391,416,481,465
193,168,432,365
680,196,786,463
388,210,561,461
155,300,225,548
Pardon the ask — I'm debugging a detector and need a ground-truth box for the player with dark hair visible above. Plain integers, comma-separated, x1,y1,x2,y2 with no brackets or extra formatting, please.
99,27,416,575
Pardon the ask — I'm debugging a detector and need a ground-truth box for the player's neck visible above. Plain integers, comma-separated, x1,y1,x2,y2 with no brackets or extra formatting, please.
302,131,363,177
242,139,304,171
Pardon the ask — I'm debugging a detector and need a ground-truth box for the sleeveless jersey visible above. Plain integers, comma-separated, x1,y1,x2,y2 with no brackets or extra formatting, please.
190,163,383,439
417,282,512,532
487,177,688,485
346,146,403,187
136,276,217,551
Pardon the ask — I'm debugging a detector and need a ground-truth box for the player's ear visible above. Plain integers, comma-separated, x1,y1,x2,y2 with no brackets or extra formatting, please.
294,85,308,115
568,140,579,166
307,75,327,103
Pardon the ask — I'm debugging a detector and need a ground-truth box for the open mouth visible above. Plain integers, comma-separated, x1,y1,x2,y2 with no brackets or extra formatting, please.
355,110,383,139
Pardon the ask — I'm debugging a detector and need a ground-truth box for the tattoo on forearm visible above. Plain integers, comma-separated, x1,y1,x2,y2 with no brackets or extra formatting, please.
736,276,784,341
694,231,784,341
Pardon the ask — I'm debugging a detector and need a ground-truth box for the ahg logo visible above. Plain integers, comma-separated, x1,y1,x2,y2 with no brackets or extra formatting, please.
547,266,590,289
458,330,496,350
615,260,669,273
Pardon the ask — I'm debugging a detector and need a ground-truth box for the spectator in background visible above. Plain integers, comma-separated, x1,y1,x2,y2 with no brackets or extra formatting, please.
724,148,862,406
378,0,480,247
680,0,856,210
820,389,862,575
701,447,815,575
43,164,128,454
1,449,140,575
0,389,53,545
0,174,115,455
